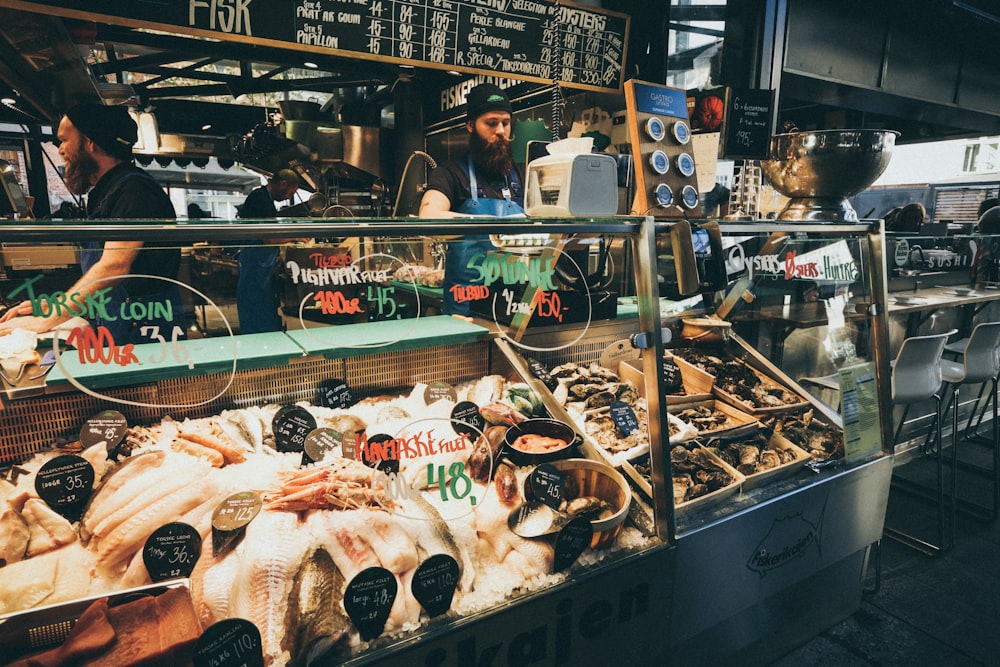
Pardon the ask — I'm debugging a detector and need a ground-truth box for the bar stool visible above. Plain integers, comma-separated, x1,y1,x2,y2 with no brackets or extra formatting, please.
884,330,957,556
938,322,1000,518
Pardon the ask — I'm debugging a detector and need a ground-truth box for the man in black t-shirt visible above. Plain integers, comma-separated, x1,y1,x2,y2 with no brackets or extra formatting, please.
419,83,525,316
0,103,181,345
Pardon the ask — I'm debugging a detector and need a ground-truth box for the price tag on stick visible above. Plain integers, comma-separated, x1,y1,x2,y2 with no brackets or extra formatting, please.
211,491,262,557
35,454,94,522
553,516,593,571
527,463,565,510
272,406,317,453
318,378,354,409
412,554,460,617
344,566,398,641
80,410,128,460
610,400,639,436
194,618,265,667
143,521,201,582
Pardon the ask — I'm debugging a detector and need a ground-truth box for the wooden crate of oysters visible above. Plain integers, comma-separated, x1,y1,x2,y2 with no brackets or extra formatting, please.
763,409,845,461
548,361,653,466
632,443,745,514
619,356,713,405
703,429,811,491
670,347,809,415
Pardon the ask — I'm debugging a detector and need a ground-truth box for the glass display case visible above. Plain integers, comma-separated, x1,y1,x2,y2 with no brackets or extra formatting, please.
0,217,676,666
657,220,894,666
0,216,900,666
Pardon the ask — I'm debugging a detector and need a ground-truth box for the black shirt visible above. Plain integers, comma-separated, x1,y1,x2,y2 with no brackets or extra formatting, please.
84,162,179,296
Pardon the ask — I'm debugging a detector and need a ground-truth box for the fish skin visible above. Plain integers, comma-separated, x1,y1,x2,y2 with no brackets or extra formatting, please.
0,504,30,566
403,493,476,592
217,408,264,454
287,547,349,666
229,510,316,666
22,497,77,557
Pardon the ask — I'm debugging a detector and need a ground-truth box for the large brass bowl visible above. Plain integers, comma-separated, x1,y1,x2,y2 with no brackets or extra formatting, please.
760,129,899,221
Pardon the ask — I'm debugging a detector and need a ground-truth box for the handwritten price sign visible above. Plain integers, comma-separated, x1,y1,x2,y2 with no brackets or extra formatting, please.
721,87,775,160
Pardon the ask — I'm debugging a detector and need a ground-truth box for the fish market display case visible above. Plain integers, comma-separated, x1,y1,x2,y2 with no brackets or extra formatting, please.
653,221,894,666
0,217,895,666
0,217,677,666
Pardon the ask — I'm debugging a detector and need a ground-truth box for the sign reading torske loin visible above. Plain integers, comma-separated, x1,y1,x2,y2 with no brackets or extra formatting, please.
16,0,629,92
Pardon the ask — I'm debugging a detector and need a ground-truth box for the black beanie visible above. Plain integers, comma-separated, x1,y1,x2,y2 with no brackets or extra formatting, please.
466,83,512,122
65,103,138,160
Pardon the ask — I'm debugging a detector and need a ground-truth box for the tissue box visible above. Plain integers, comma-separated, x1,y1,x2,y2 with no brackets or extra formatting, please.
526,153,620,217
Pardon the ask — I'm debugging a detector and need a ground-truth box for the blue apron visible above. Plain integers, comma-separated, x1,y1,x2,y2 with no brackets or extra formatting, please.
444,155,525,315
236,244,282,334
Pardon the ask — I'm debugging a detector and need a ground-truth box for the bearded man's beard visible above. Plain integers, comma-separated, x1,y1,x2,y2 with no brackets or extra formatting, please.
64,150,99,195
470,132,513,179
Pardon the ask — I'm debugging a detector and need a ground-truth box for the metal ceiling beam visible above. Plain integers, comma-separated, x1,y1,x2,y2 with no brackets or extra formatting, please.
671,5,728,21
143,76,387,99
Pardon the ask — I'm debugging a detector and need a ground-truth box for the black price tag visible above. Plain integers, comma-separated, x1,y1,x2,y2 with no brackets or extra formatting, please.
79,410,128,459
344,566,398,641
143,521,201,582
553,516,593,571
451,400,485,438
272,406,317,453
360,433,400,474
302,427,342,466
412,554,459,617
527,463,565,510
425,381,457,404
194,618,265,667
610,400,639,436
662,358,684,392
318,378,354,409
211,491,262,557
34,454,94,522
527,357,557,389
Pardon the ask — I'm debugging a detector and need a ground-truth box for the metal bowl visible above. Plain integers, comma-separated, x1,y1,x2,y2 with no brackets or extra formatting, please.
760,129,899,221
504,418,579,465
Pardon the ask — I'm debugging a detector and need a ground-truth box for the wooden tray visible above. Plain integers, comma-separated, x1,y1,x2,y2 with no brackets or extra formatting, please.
712,364,810,415
704,431,811,491
669,399,760,439
618,357,713,405
672,444,746,515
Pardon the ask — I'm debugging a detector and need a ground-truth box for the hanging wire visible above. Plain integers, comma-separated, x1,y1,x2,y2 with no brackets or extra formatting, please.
549,1,563,141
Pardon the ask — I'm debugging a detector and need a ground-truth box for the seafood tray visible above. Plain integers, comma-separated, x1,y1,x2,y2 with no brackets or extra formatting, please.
670,444,745,516
764,409,845,461
670,399,760,439
618,357,712,406
671,348,809,415
704,430,810,492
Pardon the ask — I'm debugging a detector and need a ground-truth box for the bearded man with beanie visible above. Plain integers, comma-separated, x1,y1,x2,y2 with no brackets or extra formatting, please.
0,103,182,345
419,82,525,317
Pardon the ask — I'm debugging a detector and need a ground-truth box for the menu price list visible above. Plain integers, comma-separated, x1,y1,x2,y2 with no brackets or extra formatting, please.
293,0,628,90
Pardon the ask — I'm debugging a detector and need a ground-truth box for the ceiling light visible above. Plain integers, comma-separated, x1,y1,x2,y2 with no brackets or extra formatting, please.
303,61,318,69
0,97,15,106
201,123,213,131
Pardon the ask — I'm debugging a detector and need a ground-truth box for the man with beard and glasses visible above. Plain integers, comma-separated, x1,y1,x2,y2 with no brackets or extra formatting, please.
419,83,525,317
0,103,182,346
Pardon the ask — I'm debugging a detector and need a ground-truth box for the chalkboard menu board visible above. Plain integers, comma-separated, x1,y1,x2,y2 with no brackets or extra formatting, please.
720,88,775,160
18,0,629,93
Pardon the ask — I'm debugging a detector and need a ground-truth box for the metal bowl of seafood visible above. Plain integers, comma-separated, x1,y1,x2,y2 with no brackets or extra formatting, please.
550,458,632,549
504,418,580,465
760,129,898,221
